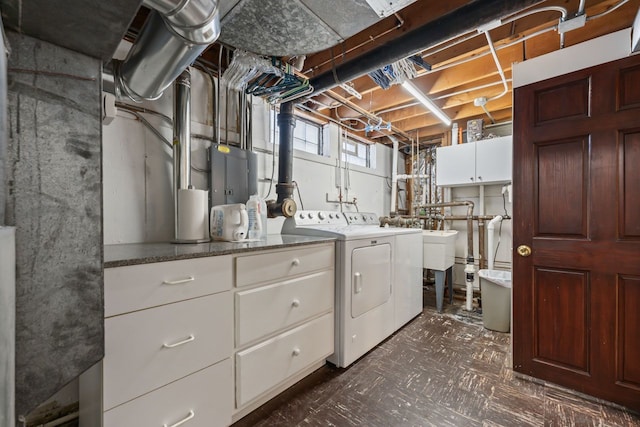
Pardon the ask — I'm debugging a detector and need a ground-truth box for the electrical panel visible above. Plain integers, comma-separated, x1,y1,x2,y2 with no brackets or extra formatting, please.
210,144,258,208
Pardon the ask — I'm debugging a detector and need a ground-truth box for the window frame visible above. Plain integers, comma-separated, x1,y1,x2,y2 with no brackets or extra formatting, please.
270,109,325,156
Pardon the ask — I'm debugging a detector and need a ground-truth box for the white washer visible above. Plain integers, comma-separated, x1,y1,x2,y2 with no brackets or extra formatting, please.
282,211,422,367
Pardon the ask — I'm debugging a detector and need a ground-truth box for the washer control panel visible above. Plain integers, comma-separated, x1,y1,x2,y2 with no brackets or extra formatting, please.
292,210,348,226
344,212,379,225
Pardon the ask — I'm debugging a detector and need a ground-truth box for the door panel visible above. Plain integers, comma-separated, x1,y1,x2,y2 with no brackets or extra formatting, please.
534,78,590,124
619,130,640,238
351,244,391,318
618,64,640,110
514,54,640,411
617,275,640,390
534,268,589,373
535,139,589,237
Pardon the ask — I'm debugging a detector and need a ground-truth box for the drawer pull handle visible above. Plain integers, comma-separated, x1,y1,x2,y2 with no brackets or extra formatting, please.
162,276,195,285
292,348,301,357
291,258,300,267
291,299,300,308
163,410,195,427
163,335,195,349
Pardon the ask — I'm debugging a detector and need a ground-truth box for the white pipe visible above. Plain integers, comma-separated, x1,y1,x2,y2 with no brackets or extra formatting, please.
483,31,509,102
464,262,475,311
390,136,399,213
587,0,629,21
487,215,503,270
578,0,586,14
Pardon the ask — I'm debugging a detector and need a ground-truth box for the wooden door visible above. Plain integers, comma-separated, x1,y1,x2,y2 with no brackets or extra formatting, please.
513,54,640,411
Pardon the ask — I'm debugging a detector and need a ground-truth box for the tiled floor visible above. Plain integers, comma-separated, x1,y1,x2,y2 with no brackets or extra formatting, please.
233,289,640,427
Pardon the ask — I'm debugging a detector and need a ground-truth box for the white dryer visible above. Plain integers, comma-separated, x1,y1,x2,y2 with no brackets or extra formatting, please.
282,211,422,367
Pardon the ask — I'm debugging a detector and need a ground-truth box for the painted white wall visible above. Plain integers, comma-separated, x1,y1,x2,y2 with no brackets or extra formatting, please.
103,68,394,244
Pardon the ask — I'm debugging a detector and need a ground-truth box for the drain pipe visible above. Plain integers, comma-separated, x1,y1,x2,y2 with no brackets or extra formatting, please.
420,201,475,311
487,215,503,270
112,0,220,101
267,101,298,218
309,0,539,95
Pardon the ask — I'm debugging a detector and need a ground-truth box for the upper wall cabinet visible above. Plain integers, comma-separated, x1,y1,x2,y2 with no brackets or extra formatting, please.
436,136,512,187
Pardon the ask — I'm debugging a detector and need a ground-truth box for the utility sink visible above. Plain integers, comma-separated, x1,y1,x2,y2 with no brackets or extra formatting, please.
423,230,458,271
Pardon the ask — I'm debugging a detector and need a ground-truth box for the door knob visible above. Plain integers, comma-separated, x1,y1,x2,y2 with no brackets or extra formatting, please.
517,245,532,257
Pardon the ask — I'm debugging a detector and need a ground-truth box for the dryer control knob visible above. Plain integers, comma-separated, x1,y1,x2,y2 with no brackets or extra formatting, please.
318,212,326,220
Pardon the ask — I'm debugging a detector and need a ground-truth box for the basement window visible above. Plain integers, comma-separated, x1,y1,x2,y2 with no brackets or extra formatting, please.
270,110,325,156
342,134,376,169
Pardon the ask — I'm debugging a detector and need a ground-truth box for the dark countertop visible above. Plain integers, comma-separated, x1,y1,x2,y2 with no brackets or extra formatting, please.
104,234,336,268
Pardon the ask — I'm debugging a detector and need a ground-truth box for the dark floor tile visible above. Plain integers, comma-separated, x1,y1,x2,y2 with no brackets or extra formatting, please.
233,289,640,427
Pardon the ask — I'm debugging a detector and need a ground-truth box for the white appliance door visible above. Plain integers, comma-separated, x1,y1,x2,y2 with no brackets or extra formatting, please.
351,243,391,318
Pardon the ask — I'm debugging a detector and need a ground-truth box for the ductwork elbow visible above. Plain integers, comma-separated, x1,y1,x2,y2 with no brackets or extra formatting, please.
114,0,220,102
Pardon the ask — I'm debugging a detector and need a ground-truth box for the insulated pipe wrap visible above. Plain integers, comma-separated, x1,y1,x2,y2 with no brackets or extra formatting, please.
309,0,540,94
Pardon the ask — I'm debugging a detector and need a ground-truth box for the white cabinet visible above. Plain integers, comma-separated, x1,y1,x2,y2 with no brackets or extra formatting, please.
82,242,335,427
436,136,512,186
103,360,232,427
235,313,333,407
81,257,234,427
232,242,335,421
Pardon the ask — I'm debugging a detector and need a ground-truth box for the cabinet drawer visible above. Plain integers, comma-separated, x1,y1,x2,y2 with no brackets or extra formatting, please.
236,269,334,347
105,255,231,317
235,312,333,407
235,244,333,288
104,359,232,427
104,293,232,410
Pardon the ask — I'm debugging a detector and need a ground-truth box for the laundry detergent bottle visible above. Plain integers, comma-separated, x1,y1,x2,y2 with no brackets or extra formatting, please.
246,194,267,240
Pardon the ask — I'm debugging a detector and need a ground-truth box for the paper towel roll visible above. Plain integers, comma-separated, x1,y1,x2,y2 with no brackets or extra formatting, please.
177,189,208,241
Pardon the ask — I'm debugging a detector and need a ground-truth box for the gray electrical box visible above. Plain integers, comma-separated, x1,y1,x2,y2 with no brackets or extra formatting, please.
210,144,258,207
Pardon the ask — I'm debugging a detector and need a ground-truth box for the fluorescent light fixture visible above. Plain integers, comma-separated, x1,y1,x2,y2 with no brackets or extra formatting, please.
401,80,452,126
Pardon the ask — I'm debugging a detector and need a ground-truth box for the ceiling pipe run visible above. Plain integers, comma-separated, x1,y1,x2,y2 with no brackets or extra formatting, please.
113,0,220,101
308,0,541,95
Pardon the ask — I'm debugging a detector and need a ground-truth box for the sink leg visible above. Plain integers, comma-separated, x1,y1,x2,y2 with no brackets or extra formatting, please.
447,267,453,304
435,270,445,312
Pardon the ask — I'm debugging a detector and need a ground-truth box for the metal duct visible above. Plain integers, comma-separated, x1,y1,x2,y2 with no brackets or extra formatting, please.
114,0,220,101
309,0,541,94
267,101,298,218
173,69,191,238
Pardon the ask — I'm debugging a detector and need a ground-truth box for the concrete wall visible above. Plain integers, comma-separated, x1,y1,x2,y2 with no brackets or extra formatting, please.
103,67,394,244
4,32,103,419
